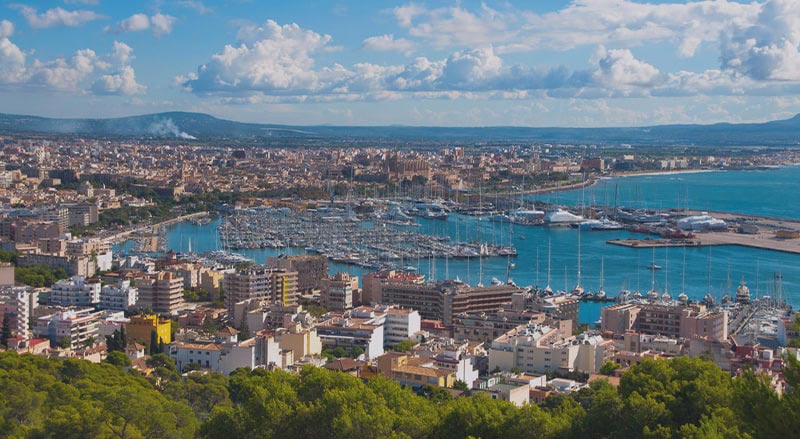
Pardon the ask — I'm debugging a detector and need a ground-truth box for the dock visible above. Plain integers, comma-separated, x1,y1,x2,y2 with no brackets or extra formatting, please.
607,238,701,249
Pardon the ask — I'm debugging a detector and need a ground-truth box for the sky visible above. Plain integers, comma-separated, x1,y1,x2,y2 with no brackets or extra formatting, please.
1,0,800,127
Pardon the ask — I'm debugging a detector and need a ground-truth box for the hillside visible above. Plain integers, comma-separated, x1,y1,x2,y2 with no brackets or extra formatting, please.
1,111,799,146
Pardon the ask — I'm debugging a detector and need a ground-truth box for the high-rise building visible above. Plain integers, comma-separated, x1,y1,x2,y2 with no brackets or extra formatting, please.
601,302,728,342
0,286,38,340
266,254,328,293
224,266,299,322
49,276,101,307
137,271,185,315
99,279,138,311
320,272,358,311
380,280,522,326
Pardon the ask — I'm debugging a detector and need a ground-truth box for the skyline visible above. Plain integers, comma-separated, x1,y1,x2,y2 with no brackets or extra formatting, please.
1,0,799,127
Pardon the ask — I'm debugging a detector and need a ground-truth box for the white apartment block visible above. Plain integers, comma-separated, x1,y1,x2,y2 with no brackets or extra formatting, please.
488,323,614,375
50,276,101,307
99,279,138,312
0,286,38,340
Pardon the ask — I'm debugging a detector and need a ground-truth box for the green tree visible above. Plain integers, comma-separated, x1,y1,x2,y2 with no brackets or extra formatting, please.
600,361,621,376
0,313,11,348
392,339,416,352
105,351,132,368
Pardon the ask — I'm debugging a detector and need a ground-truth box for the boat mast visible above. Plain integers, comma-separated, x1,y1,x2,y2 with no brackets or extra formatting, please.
650,247,656,292
546,239,552,291
599,256,605,293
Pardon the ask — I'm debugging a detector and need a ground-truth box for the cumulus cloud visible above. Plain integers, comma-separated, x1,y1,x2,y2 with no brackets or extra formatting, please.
390,1,761,57
176,0,213,15
594,47,663,88
0,34,145,95
150,13,176,36
92,66,146,95
361,34,415,54
105,13,175,36
12,5,104,29
182,20,332,94
720,0,800,81
0,20,14,39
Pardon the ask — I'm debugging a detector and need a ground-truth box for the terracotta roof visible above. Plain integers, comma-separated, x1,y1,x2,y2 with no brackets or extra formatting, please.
324,358,362,371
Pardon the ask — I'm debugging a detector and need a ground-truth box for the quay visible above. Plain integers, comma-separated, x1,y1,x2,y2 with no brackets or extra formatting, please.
607,238,701,249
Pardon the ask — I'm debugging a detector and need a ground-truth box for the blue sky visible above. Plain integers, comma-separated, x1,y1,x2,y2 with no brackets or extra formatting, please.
1,0,800,127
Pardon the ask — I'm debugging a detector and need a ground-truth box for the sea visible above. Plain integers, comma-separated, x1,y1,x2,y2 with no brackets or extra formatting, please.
115,166,800,324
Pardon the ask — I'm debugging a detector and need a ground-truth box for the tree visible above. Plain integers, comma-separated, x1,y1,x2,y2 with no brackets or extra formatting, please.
600,361,621,376
0,313,11,348
453,380,470,391
150,330,161,355
392,339,416,352
57,336,71,349
106,351,132,368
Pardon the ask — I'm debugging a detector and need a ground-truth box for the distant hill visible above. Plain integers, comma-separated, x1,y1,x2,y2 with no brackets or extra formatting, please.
0,111,799,146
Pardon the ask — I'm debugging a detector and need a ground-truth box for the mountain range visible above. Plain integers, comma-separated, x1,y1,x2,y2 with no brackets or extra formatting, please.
1,111,799,146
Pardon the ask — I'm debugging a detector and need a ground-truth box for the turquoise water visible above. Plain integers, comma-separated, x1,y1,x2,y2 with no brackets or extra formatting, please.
531,166,800,219
118,167,800,324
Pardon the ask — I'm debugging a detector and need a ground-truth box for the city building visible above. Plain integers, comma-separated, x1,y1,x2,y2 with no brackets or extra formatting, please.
49,276,101,307
34,308,102,349
320,272,358,311
601,301,728,342
380,280,523,326
362,270,425,305
0,286,38,340
376,352,457,389
137,271,185,315
99,279,138,312
383,307,422,347
224,266,299,322
127,314,172,346
488,323,614,375
266,254,328,293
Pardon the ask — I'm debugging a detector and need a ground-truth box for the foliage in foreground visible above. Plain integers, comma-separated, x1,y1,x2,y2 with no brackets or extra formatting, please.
1,351,800,439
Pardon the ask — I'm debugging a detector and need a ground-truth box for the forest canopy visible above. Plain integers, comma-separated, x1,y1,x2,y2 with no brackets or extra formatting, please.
1,351,799,439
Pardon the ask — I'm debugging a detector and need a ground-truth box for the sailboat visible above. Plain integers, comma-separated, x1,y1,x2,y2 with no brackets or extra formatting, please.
544,240,553,294
678,246,689,303
596,257,607,299
571,226,585,296
647,247,659,300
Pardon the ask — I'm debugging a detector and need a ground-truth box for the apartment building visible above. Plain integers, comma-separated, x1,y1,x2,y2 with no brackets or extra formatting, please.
49,276,101,307
379,280,522,326
137,271,185,315
266,254,328,293
601,301,728,342
320,272,358,311
224,266,299,322
361,270,425,304
0,286,38,340
34,308,101,349
488,323,614,375
99,279,138,312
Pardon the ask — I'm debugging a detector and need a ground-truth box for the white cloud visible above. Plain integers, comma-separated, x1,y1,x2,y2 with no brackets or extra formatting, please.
720,0,800,81
150,13,176,36
12,5,104,29
0,34,145,95
105,13,175,36
0,20,14,39
0,35,26,83
106,13,150,33
176,1,213,15
593,47,663,88
183,20,332,94
390,1,761,57
111,41,134,65
361,34,415,54
92,66,146,95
